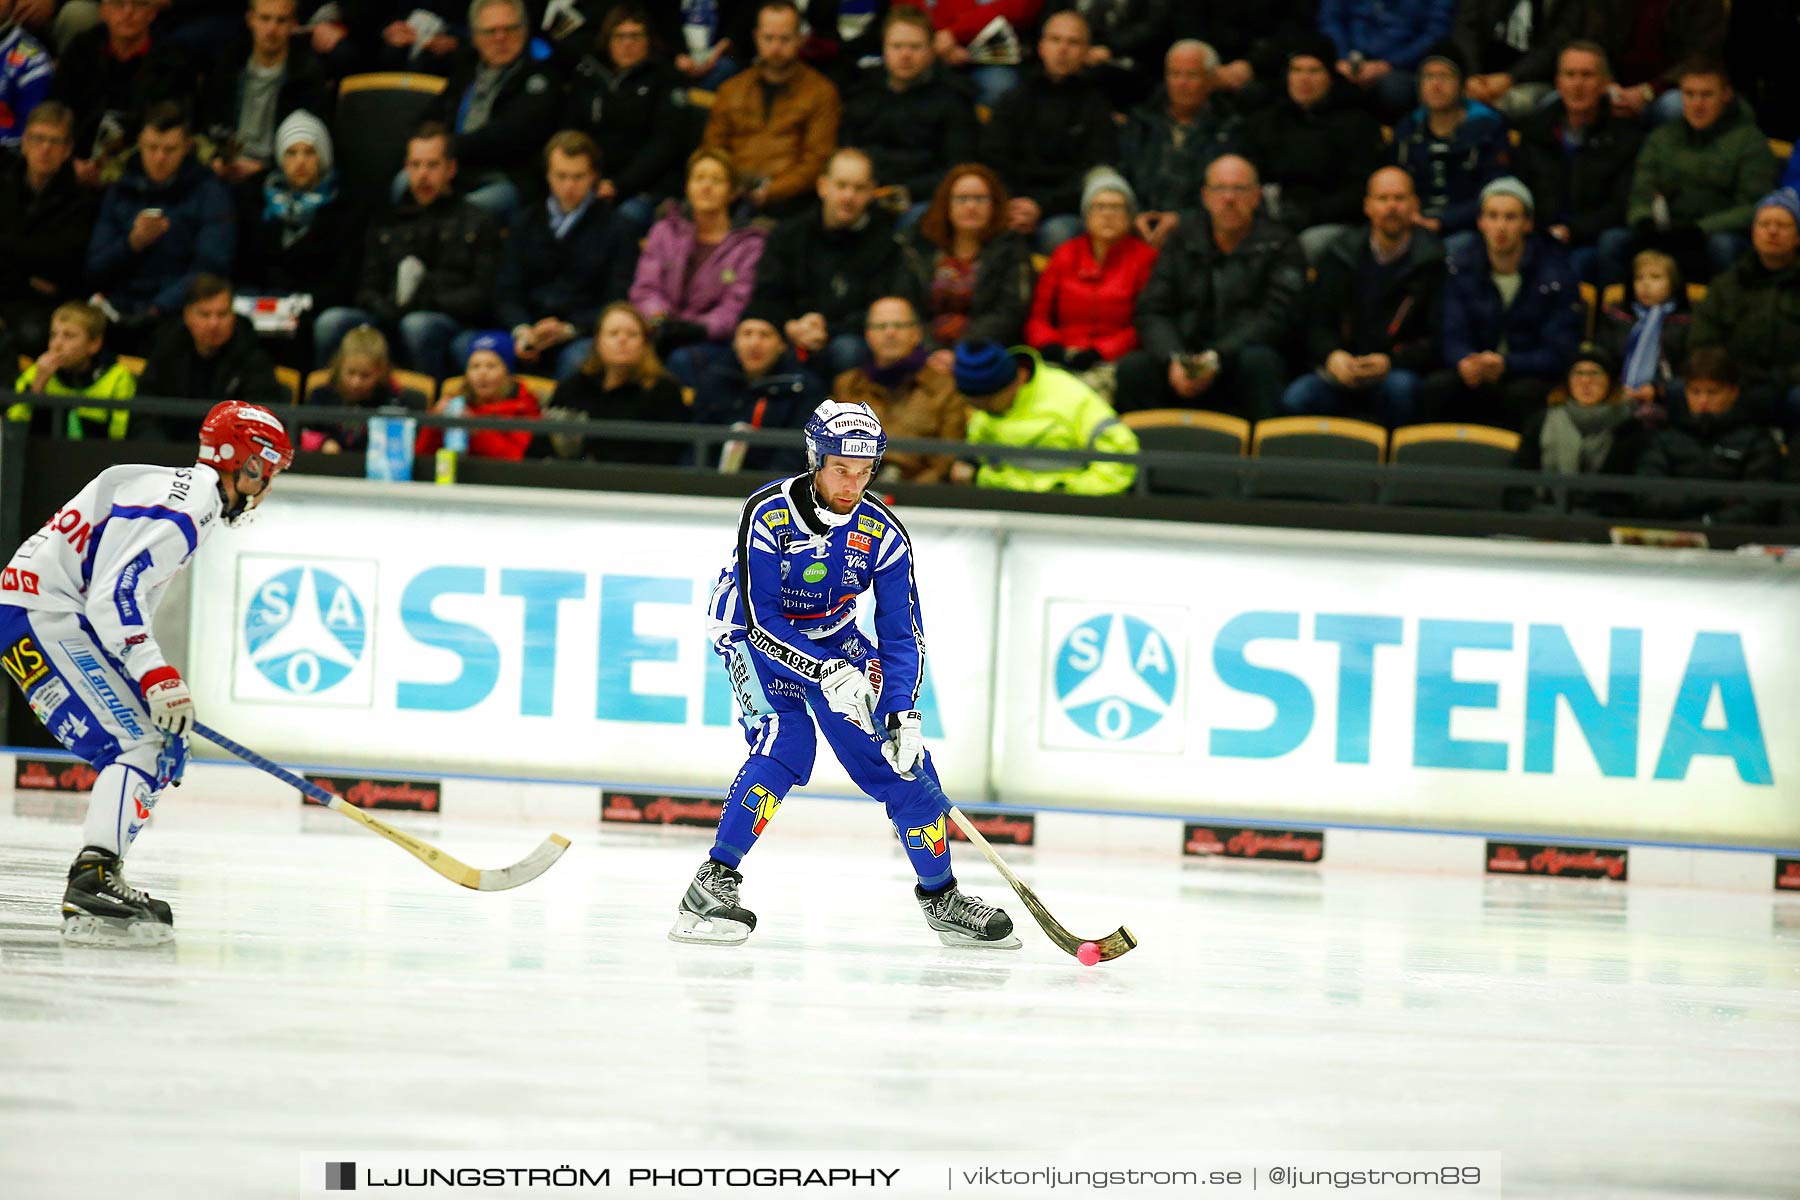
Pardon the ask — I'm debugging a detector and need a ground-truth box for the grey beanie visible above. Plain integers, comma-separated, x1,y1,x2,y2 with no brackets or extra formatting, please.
1480,175,1534,218
1080,167,1137,218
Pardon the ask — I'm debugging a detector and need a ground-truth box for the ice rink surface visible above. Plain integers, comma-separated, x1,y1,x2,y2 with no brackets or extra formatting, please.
2,791,1797,1200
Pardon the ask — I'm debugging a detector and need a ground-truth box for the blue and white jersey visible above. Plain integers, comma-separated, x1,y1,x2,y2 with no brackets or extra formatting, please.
2,464,223,685
708,473,925,720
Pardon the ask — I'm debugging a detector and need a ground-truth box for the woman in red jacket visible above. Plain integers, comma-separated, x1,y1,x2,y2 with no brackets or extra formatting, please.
1024,167,1159,371
417,331,542,461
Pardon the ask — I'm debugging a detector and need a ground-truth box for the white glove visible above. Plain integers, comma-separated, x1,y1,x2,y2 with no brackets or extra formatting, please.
396,255,425,307
883,710,924,776
140,670,195,737
818,659,877,735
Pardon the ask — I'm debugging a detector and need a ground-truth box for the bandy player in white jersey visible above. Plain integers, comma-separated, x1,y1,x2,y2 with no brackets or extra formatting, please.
0,401,293,943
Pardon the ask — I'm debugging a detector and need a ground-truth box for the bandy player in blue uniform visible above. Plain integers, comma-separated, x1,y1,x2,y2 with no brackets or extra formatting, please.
674,400,1018,948
0,402,293,943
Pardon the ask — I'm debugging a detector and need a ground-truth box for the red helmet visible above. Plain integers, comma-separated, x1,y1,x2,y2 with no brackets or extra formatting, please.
197,401,294,478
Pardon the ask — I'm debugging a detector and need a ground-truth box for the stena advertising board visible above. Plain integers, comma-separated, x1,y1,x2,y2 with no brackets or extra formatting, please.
999,524,1799,846
180,479,1000,801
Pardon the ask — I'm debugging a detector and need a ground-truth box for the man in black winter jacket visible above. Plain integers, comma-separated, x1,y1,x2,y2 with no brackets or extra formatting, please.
495,131,640,380
839,6,979,225
744,148,922,383
425,0,560,219
193,0,333,187
1513,40,1643,289
137,274,283,440
978,10,1118,252
1115,154,1305,419
1118,39,1241,250
312,123,503,377
1240,32,1384,263
0,104,99,353
1280,167,1444,427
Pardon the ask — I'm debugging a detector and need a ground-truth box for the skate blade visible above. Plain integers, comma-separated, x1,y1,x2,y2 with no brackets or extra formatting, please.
60,914,175,947
668,911,752,946
934,929,1022,950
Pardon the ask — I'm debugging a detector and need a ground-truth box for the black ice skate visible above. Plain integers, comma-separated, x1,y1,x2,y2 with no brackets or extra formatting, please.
61,847,175,946
916,879,1021,949
669,859,757,945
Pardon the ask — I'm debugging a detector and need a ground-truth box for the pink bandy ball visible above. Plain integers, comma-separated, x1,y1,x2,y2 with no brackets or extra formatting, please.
1077,941,1101,966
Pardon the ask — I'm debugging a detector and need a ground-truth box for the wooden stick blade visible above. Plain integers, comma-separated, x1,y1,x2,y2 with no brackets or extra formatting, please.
476,834,572,891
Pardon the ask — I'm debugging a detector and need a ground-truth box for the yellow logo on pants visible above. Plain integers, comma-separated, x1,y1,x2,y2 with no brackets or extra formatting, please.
743,783,782,834
906,816,947,856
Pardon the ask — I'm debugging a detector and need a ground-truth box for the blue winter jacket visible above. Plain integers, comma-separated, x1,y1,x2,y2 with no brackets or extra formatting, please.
1319,0,1456,70
1439,237,1583,382
87,155,236,318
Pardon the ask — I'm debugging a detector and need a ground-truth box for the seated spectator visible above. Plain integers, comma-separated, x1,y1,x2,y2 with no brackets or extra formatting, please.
978,9,1117,253
905,161,1034,370
1583,0,1725,126
1636,346,1782,526
495,130,640,382
236,110,360,355
689,315,821,472
745,146,918,383
1118,39,1240,252
839,5,979,229
50,0,194,185
1421,177,1583,431
0,0,53,150
1625,57,1781,284
1514,40,1643,291
1241,31,1384,264
1024,168,1158,384
1453,0,1583,120
1511,343,1653,516
1115,154,1304,419
300,323,429,453
1281,166,1443,428
86,101,236,339
1688,188,1800,435
194,0,331,188
314,122,502,378
425,0,560,220
1319,0,1455,121
951,338,1138,496
138,273,284,438
1041,0,1174,112
670,0,747,91
417,330,542,460
1595,249,1690,410
831,295,965,484
564,4,689,234
0,103,100,353
541,301,688,465
926,0,1041,108
629,147,769,388
6,301,137,439
701,0,841,219
1390,44,1508,259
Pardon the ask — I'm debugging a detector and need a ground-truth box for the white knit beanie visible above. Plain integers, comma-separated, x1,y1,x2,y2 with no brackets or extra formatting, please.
276,110,333,175
1080,166,1137,218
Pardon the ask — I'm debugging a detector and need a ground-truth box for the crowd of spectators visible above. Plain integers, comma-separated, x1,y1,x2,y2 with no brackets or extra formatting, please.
0,0,1795,518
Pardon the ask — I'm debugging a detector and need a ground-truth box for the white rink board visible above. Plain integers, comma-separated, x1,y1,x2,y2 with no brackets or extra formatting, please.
179,478,1800,847
181,481,999,800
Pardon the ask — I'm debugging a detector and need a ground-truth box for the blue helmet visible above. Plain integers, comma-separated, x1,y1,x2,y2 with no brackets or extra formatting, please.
803,399,886,472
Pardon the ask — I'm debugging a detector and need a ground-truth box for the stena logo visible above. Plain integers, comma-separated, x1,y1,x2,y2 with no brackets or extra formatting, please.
1047,606,1182,747
240,561,372,697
